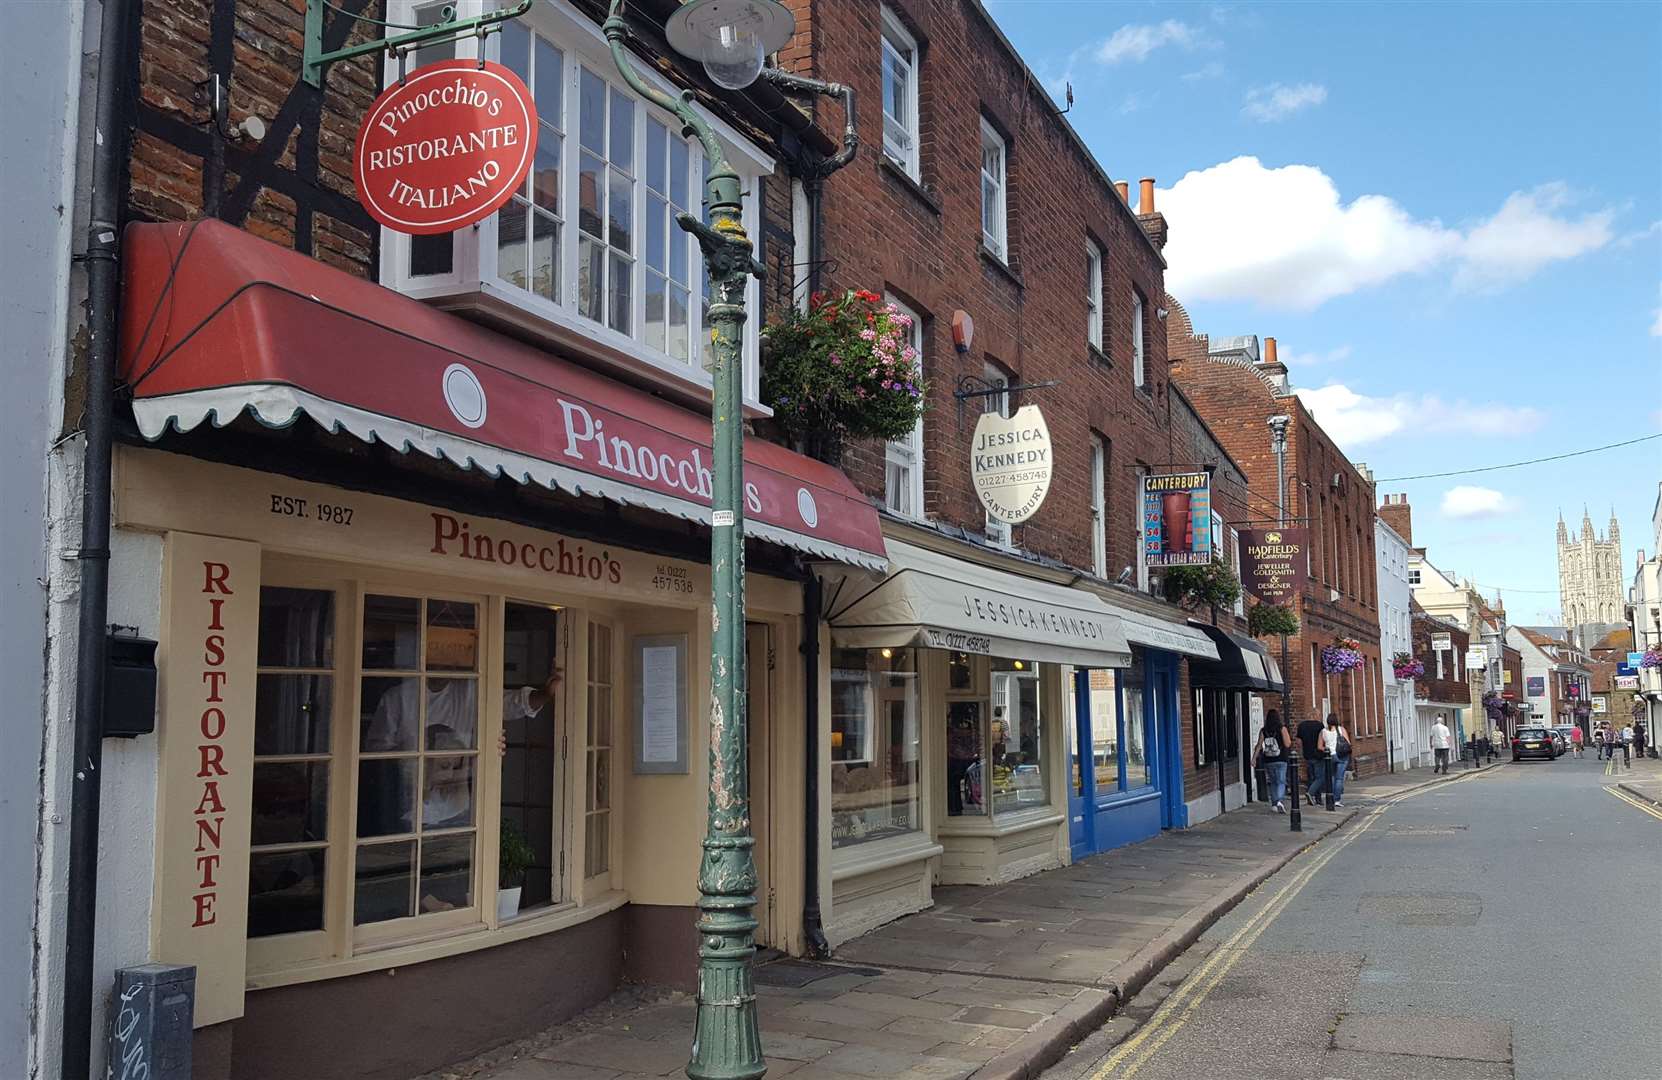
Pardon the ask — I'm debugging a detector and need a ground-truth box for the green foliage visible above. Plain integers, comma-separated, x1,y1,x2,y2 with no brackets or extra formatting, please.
1247,602,1300,638
761,289,928,451
499,817,535,889
1161,559,1243,611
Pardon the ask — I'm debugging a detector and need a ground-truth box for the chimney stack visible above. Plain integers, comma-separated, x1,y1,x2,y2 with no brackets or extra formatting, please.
1263,336,1278,365
1114,180,1129,204
1135,177,1168,250
1379,492,1413,545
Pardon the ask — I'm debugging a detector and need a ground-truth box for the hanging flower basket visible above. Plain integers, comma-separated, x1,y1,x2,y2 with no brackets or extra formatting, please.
1391,651,1424,680
1161,559,1243,611
1246,602,1299,638
1642,647,1662,670
1321,637,1365,674
761,289,928,461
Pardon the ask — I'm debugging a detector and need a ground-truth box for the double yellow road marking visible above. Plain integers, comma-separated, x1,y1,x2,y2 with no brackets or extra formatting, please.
1605,784,1662,821
1089,771,1488,1079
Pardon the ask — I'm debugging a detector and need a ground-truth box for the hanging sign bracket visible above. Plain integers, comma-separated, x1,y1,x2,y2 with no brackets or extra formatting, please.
303,0,533,89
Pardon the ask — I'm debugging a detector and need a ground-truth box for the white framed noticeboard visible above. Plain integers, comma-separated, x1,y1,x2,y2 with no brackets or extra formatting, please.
633,634,688,774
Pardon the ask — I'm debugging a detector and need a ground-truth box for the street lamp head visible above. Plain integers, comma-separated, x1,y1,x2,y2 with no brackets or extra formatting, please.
665,0,797,90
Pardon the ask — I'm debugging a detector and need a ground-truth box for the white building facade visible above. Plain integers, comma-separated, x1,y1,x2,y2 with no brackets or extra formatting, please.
1376,518,1419,768
1627,484,1662,742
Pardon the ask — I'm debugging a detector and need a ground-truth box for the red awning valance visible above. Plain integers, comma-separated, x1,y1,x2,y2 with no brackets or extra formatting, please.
118,219,885,570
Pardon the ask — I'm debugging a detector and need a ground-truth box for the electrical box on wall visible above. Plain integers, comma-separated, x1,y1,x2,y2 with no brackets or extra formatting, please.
105,634,158,738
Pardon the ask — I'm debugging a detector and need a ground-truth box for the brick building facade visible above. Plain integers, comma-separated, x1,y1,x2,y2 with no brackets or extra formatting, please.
1168,328,1389,775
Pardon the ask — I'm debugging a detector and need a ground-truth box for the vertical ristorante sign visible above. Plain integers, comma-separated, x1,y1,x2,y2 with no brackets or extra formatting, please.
1238,526,1308,604
354,60,538,235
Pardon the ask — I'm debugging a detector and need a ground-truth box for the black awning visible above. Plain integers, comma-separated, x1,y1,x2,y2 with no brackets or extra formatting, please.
1186,623,1286,692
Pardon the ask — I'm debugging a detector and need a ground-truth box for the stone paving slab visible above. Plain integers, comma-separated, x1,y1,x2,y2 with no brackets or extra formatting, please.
423,765,1485,1080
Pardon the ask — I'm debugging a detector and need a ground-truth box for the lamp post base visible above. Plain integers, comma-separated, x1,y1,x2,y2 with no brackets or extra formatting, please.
687,919,766,1080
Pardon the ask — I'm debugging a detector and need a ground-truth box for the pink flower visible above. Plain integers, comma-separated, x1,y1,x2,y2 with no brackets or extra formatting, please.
858,328,877,341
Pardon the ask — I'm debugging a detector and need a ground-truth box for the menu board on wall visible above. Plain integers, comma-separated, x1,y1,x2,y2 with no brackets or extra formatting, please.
634,635,688,774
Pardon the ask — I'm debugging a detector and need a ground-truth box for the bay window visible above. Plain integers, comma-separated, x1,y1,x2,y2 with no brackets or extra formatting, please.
831,648,921,846
945,652,1048,818
382,0,768,407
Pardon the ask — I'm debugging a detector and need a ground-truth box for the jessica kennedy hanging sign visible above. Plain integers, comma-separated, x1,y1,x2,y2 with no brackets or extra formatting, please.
972,405,1054,524
354,60,537,235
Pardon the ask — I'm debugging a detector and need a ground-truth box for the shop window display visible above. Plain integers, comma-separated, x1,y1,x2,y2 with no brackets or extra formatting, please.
945,654,1049,817
831,648,921,846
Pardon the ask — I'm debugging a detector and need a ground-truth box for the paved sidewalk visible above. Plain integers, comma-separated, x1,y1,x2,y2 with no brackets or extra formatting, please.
1616,753,1662,805
424,764,1488,1080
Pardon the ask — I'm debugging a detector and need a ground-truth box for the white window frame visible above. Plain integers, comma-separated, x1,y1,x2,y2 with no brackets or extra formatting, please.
1090,437,1107,578
979,117,1008,260
381,0,770,410
1086,240,1103,350
879,6,920,180
1131,290,1146,388
1232,528,1245,616
983,361,1012,548
884,295,926,520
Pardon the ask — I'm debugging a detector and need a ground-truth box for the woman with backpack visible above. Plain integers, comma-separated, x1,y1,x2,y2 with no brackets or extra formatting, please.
1254,708,1292,814
1321,713,1353,807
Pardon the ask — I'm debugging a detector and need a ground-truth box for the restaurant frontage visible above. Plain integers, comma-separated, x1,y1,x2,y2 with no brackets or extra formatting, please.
110,220,887,1079
813,533,1218,944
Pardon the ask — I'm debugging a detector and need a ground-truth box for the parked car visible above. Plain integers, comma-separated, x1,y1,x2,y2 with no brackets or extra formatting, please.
1552,726,1578,753
1511,726,1557,762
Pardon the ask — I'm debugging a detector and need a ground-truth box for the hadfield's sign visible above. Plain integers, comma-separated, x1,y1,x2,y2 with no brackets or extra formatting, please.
355,60,537,235
972,405,1053,524
1239,526,1307,603
1142,472,1212,567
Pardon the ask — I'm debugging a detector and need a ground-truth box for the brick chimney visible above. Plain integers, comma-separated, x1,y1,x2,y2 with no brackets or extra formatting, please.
1114,180,1129,204
1136,177,1168,250
1258,335,1289,393
1379,493,1412,544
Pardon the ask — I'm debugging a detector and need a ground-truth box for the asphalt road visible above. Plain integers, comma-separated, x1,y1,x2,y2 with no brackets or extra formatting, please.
1042,754,1662,1080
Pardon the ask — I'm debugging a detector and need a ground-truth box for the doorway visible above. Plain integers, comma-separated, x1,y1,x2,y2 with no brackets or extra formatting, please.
500,601,563,912
744,623,775,945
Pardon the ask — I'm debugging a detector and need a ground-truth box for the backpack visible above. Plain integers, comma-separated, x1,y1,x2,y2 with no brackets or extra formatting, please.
1261,733,1281,758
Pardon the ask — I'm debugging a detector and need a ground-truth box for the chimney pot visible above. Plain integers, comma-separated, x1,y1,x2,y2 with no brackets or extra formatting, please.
1114,180,1129,204
1264,337,1278,364
1139,178,1156,214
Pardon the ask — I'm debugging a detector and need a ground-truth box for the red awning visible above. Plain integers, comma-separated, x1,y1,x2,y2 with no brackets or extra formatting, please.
118,219,886,570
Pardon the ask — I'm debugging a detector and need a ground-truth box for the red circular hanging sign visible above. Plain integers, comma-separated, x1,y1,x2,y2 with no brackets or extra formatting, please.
354,60,538,236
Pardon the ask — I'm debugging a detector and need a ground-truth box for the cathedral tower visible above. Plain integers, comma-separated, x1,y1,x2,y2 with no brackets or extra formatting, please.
1557,507,1624,627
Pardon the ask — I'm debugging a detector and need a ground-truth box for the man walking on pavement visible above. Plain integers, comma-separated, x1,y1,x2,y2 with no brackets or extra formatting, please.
1430,713,1453,774
1635,718,1649,759
1297,712,1327,805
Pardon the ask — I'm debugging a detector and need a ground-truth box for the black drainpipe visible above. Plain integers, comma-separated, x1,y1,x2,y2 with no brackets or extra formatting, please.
62,0,131,1075
765,72,856,960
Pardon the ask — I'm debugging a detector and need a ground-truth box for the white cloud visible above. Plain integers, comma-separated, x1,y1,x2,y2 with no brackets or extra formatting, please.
1293,383,1543,449
1440,486,1517,519
1276,344,1352,367
1455,183,1614,290
1182,62,1225,82
1119,92,1150,116
1160,157,1618,309
1095,20,1201,64
1242,82,1327,122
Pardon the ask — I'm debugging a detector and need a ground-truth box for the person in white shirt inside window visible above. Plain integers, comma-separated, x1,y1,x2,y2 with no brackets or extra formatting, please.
365,672,561,755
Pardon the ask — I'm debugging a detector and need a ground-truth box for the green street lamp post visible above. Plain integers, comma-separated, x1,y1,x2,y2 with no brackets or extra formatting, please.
602,3,846,1077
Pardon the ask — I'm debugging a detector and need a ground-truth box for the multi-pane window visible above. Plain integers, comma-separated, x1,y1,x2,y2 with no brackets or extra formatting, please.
585,622,613,878
880,7,920,179
984,361,1012,548
1086,240,1103,349
249,588,336,939
979,118,1007,259
1091,437,1108,578
357,595,482,924
495,21,564,302
644,119,694,361
884,295,925,518
1131,290,1146,388
576,67,636,333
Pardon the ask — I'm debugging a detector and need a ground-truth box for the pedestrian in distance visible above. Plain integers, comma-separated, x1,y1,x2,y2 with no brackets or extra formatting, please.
1297,713,1327,805
1430,714,1453,774
1635,719,1649,758
1621,723,1633,769
1570,724,1584,758
1254,708,1292,814
1320,713,1352,807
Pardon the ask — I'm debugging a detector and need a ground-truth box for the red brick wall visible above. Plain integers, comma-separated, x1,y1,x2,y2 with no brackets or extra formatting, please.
791,0,1175,576
1412,613,1471,707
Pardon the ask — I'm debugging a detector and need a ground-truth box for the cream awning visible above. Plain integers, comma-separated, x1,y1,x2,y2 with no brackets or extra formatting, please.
823,539,1132,668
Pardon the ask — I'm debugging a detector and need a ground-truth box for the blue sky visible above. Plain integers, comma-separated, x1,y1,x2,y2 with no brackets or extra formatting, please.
985,0,1662,623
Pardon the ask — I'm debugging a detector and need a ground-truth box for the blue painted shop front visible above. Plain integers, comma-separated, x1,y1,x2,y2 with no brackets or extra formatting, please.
1067,646,1186,859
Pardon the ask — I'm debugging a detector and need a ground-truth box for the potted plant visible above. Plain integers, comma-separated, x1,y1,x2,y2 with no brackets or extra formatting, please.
1391,651,1424,680
497,817,535,921
1247,602,1299,638
761,289,928,464
1160,559,1243,615
1321,637,1365,674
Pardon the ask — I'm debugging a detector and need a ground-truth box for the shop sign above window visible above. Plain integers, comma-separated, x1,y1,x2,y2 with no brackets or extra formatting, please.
971,405,1053,524
355,60,538,235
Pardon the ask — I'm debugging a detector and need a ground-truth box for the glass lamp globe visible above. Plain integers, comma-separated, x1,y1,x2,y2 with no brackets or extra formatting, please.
665,0,797,90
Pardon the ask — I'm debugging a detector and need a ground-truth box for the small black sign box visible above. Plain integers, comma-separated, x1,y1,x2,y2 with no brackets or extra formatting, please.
108,964,195,1080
